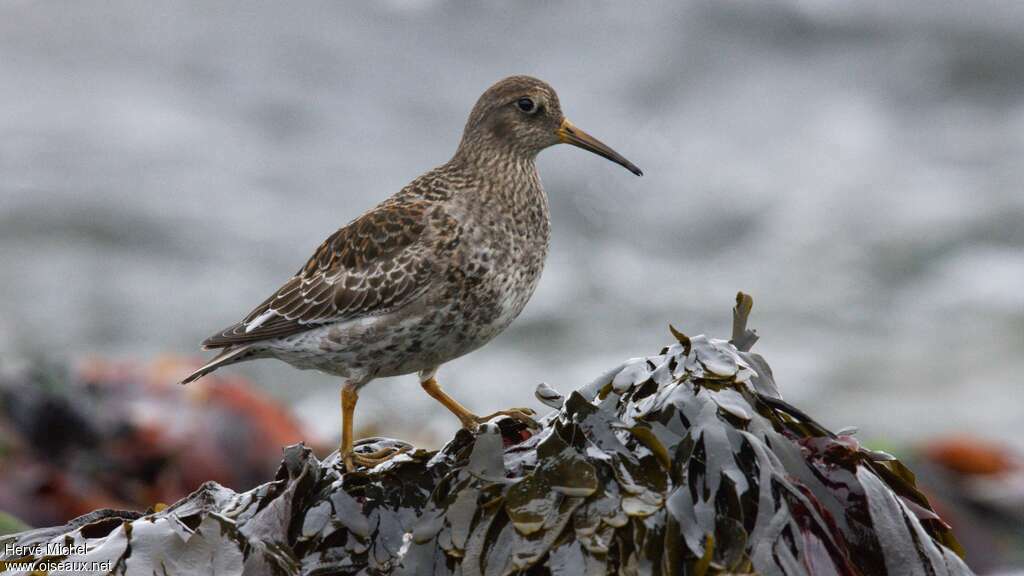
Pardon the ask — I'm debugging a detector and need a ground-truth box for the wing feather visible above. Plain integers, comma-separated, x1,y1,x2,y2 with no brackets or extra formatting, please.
202,199,438,348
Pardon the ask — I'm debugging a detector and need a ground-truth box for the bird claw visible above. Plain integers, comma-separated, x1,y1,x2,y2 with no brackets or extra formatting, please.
466,407,540,431
342,445,409,472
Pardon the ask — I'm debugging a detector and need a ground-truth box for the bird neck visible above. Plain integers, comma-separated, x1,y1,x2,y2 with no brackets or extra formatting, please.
443,145,545,215
452,125,540,172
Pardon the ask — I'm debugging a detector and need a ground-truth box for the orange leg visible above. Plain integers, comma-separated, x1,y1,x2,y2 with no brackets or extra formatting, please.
339,382,406,471
419,375,538,431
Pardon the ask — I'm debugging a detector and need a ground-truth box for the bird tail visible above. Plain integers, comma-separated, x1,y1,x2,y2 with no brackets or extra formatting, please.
180,345,255,384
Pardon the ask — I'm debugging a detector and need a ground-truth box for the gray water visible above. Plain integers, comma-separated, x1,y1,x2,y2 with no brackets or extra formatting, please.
1,1,1022,449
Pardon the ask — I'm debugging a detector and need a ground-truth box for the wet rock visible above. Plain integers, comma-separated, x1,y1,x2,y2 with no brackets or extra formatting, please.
0,358,312,530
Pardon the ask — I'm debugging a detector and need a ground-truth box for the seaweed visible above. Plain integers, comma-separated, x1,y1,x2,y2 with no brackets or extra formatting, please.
0,294,972,575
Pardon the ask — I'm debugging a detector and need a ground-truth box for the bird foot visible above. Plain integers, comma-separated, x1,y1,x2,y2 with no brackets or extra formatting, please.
462,407,540,431
342,445,409,472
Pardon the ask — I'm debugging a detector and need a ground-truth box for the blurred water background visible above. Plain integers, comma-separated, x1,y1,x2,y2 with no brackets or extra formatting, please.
1,1,1022,451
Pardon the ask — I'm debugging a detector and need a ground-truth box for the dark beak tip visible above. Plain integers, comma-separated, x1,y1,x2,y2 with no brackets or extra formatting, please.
558,120,643,178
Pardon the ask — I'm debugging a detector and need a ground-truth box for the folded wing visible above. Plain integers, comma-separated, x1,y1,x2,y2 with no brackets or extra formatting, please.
202,199,437,348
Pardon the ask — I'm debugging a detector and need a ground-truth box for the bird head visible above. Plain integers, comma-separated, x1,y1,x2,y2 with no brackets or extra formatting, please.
458,75,642,176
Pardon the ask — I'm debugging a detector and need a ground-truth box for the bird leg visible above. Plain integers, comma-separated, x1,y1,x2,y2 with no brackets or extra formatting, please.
419,376,539,431
340,383,407,471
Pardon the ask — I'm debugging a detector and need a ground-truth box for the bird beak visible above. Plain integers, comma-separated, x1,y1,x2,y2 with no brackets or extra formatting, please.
557,118,643,176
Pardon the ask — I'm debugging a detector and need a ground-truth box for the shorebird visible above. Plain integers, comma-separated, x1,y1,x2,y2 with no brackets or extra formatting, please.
182,76,642,470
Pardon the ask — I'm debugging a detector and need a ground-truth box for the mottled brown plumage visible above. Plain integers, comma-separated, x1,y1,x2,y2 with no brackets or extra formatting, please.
181,75,641,470
202,197,432,347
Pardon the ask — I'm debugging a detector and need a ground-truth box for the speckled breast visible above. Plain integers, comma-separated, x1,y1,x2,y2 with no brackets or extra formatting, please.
275,166,552,381
423,178,550,366
388,171,551,375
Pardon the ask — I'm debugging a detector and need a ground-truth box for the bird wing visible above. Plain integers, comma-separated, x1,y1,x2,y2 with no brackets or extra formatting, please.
201,198,439,348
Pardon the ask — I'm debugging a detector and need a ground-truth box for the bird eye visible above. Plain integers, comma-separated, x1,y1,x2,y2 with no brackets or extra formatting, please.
516,97,536,114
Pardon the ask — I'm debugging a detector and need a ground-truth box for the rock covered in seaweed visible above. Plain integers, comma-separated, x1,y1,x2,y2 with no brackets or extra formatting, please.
0,294,973,575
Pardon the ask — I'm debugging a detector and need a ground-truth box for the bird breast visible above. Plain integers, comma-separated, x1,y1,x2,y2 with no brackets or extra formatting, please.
457,170,550,328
